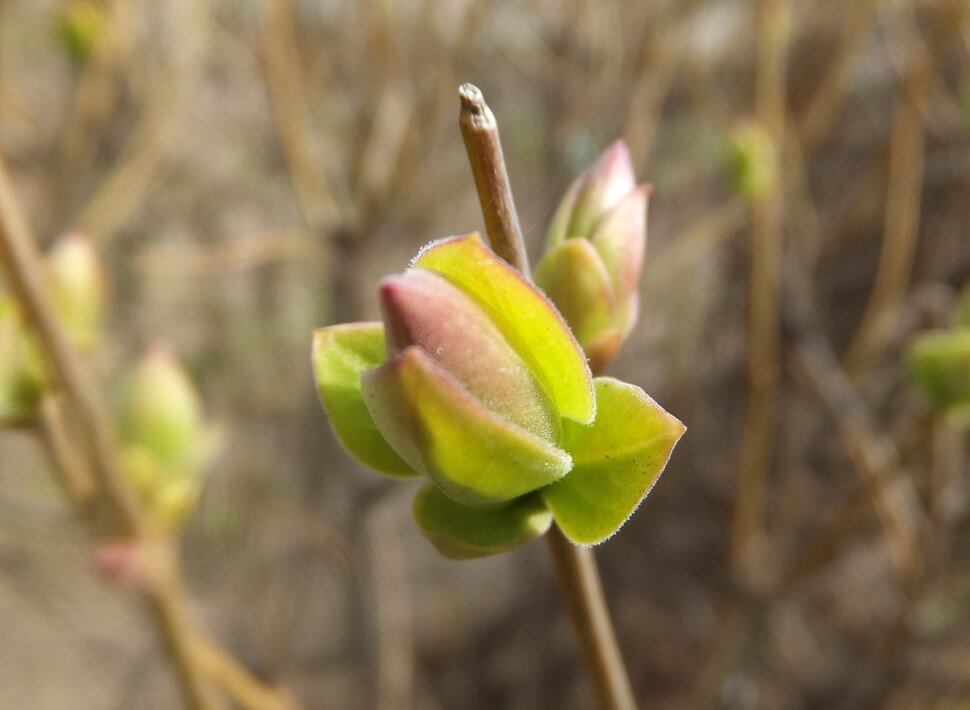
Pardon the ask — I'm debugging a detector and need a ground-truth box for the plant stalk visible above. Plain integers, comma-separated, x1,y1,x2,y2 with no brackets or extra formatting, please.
546,527,637,710
457,83,530,274
0,152,217,710
731,0,791,587
456,83,636,710
0,154,143,537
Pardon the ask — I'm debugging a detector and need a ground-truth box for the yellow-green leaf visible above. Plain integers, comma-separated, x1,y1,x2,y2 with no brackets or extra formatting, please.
362,346,572,508
534,238,615,351
413,483,552,559
312,324,417,477
543,377,685,544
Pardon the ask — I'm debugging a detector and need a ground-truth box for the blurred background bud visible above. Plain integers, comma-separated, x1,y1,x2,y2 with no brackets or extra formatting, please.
45,233,106,352
908,329,970,424
535,141,648,372
117,345,221,530
723,120,778,200
94,539,146,585
0,298,49,423
56,0,108,66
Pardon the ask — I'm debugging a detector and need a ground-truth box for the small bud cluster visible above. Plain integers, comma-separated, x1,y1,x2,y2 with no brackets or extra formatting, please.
313,142,684,559
0,233,217,530
117,346,221,531
535,141,650,373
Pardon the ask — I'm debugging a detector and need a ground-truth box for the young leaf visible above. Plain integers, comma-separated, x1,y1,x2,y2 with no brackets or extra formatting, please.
413,233,595,425
313,324,417,477
362,346,572,508
534,238,615,346
534,238,625,372
413,483,552,559
543,377,685,544
589,186,649,335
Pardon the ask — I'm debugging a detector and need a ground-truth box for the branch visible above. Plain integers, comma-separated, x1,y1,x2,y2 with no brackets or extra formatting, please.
456,84,635,709
457,83,529,273
0,152,143,536
546,528,637,710
0,152,217,710
731,0,792,586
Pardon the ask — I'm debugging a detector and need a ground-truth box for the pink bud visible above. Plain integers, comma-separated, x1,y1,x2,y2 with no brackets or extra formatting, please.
538,141,650,370
590,185,650,335
548,141,637,245
94,540,145,585
378,270,558,441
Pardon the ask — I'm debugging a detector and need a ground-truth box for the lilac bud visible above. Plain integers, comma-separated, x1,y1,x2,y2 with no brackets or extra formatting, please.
378,269,558,442
537,141,649,370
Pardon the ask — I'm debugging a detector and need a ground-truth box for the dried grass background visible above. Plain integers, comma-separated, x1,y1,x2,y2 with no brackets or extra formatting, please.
1,0,970,708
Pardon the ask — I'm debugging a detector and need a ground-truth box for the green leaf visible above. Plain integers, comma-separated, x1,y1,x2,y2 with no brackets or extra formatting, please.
413,483,552,559
362,346,573,508
543,377,685,544
414,233,595,424
312,324,417,477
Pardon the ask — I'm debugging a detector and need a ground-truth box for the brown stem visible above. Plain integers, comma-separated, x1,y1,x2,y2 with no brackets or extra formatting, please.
546,528,637,710
457,83,529,274
0,152,219,710
144,554,224,710
261,0,341,231
785,244,923,580
37,399,291,710
731,0,792,587
842,39,929,377
456,83,635,709
191,636,300,710
37,394,97,506
0,154,143,537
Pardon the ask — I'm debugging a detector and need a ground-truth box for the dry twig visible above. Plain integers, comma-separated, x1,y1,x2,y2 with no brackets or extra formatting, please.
732,0,792,587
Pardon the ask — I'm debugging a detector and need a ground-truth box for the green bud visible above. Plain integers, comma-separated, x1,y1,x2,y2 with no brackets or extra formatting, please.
57,0,108,66
723,120,778,200
118,346,205,467
313,233,684,556
908,329,970,423
536,140,649,371
46,233,106,352
361,235,587,508
117,346,219,530
378,269,559,441
0,298,48,423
